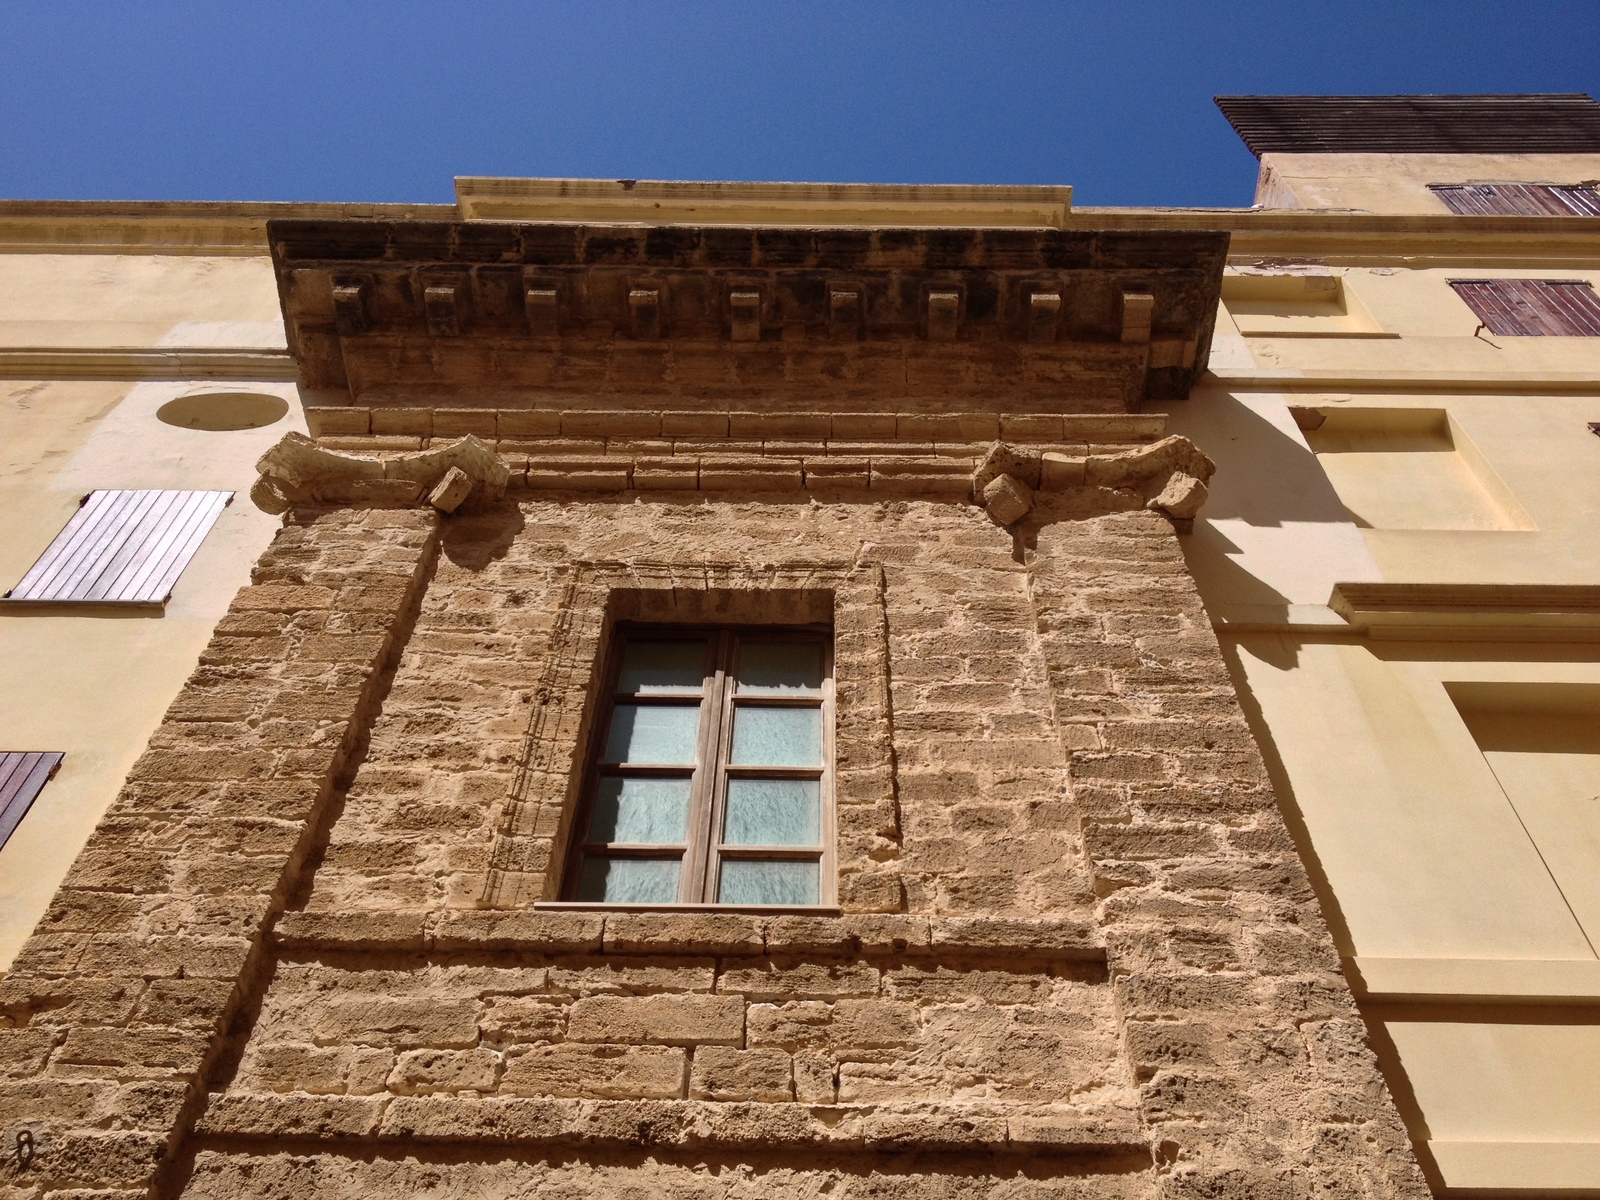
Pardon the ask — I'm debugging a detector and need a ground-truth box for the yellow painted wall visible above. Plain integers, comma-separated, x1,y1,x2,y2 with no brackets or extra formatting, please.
0,253,303,970
1255,152,1600,213
0,253,283,349
1169,150,1600,1189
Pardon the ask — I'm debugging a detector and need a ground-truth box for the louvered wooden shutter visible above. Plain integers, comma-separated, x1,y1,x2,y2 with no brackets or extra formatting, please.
1450,280,1600,336
0,753,63,850
4,490,233,607
1430,184,1600,216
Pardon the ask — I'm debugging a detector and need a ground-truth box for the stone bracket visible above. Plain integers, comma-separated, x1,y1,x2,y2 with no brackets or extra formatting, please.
251,431,511,513
974,435,1216,526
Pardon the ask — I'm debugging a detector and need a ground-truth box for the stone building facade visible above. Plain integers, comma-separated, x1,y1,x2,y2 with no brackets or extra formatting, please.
12,94,1600,1198
0,198,1427,1197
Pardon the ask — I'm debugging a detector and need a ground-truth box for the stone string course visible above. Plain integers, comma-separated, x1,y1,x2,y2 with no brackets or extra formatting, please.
0,483,1426,1198
304,406,1167,444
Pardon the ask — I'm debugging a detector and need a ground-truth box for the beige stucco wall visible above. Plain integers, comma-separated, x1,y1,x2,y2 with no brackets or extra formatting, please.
0,253,284,349
1171,168,1600,1188
0,252,303,969
1255,152,1600,213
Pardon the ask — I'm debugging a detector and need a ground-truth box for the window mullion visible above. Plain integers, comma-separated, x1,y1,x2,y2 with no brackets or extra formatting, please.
821,637,837,905
700,631,738,903
683,630,730,903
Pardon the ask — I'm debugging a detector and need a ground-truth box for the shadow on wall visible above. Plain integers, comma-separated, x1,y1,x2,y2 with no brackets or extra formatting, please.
440,502,527,570
1179,390,1359,530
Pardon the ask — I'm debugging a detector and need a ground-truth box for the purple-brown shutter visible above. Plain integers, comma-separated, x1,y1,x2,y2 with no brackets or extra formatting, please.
4,490,232,607
0,753,64,850
1450,280,1600,336
1431,184,1600,216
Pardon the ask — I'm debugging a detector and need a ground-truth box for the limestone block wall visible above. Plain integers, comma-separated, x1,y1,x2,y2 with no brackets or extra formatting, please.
0,483,1427,1199
225,947,1116,1108
0,506,439,1196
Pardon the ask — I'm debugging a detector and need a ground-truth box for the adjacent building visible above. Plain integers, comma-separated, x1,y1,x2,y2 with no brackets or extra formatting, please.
0,93,1597,1197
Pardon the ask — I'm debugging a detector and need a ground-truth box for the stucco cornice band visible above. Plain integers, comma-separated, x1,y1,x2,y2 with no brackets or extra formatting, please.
1210,366,1600,393
0,346,296,381
1330,581,1600,638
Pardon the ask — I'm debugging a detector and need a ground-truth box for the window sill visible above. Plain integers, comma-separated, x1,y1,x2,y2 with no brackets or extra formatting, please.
534,902,842,916
1234,329,1401,339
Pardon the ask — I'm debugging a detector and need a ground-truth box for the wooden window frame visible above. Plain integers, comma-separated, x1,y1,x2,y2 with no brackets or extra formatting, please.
560,622,836,907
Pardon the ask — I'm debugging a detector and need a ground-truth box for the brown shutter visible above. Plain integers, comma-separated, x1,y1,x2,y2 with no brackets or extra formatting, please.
4,490,232,607
0,752,64,850
1431,184,1600,216
1450,280,1600,336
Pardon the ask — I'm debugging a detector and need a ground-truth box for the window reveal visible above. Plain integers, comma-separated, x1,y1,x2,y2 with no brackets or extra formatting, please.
565,626,834,906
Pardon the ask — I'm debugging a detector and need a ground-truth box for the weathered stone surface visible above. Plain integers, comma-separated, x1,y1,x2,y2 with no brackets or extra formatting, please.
0,405,1422,1199
499,1044,687,1099
688,1046,794,1102
980,472,1034,525
0,507,439,1194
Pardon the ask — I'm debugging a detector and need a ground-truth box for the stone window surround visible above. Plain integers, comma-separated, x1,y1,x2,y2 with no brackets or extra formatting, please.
562,620,837,906
479,561,901,911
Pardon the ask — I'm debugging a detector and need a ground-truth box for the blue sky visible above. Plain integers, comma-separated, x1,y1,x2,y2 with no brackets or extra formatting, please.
2,2,1598,208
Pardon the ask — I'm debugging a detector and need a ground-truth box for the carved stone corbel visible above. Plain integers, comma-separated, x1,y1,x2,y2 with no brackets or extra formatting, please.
973,435,1215,526
251,431,511,513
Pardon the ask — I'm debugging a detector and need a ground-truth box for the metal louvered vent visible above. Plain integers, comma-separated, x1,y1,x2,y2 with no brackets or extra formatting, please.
1430,184,1600,217
1450,280,1600,337
4,490,232,607
0,752,63,850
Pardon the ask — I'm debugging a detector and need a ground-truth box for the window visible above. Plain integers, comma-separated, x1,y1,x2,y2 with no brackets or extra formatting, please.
1450,279,1600,337
1430,183,1600,217
0,753,63,851
4,490,233,607
564,625,833,907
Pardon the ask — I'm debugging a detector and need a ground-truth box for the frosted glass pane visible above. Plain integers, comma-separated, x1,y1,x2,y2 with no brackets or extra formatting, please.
576,856,680,903
588,777,690,844
737,640,824,694
718,859,819,905
618,640,707,694
603,704,700,764
724,778,820,846
731,705,821,766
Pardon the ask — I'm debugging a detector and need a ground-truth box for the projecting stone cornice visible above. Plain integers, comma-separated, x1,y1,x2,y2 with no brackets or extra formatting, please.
267,218,1228,409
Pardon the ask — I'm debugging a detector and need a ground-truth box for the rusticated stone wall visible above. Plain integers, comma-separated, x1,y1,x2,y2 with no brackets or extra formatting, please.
0,506,439,1196
0,482,1426,1199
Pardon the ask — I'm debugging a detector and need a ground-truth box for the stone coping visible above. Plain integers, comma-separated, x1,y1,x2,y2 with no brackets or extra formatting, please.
195,1094,1146,1156
273,910,1106,961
